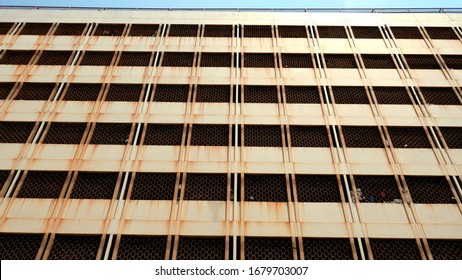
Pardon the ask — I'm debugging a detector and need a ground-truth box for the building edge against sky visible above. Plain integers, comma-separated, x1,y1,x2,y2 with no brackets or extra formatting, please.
0,7,461,260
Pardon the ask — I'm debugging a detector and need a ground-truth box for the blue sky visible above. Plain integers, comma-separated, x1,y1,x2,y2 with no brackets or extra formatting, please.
0,0,460,8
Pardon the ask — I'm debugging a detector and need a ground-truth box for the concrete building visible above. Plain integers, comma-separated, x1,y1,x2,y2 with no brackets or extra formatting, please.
0,7,461,260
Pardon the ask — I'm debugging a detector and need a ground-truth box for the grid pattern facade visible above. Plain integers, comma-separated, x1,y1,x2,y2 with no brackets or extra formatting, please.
0,9,461,260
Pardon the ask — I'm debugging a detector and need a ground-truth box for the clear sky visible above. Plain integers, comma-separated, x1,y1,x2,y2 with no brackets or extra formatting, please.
0,0,460,9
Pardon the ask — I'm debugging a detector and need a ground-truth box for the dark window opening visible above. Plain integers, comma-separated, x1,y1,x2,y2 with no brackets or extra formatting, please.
351,26,382,39
0,170,11,191
442,55,462,70
290,126,330,147
281,53,313,68
244,25,272,38
419,87,461,105
70,172,118,199
303,238,354,260
405,176,456,204
17,171,67,199
200,52,232,67
387,127,432,148
278,25,307,38
390,27,422,39
204,25,232,37
440,127,462,149
153,84,190,102
0,50,35,65
296,175,341,202
317,26,347,38
373,87,412,104
129,24,159,37
404,55,440,69
63,83,103,101
0,234,43,260
0,83,15,100
161,52,194,67
15,83,55,101
244,85,278,103
54,23,86,36
0,22,14,35
353,176,401,203
176,237,225,260
143,124,184,146
184,173,227,201
362,54,395,69
118,52,152,67
48,235,101,260
37,51,73,65
428,239,462,260
196,85,231,103
370,239,422,260
80,51,115,66
284,86,321,104
20,23,52,35
324,54,356,68
116,235,167,260
89,123,132,145
245,237,293,260
105,84,143,102
243,53,275,68
43,122,87,144
425,27,459,40
332,86,369,104
131,173,176,200
245,125,282,147
244,174,287,202
0,122,35,143
341,126,384,148
169,24,198,37
94,24,125,36
190,125,229,146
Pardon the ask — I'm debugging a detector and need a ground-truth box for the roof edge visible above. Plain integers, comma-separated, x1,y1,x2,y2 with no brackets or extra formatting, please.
0,6,461,13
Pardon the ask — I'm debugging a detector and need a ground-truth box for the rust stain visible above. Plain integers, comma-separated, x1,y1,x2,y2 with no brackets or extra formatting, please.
70,35,80,45
243,220,291,234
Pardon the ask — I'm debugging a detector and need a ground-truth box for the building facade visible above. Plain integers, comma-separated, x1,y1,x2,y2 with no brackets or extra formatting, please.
0,7,461,260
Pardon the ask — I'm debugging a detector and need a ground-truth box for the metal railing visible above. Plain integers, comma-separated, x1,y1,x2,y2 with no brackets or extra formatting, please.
0,6,461,13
